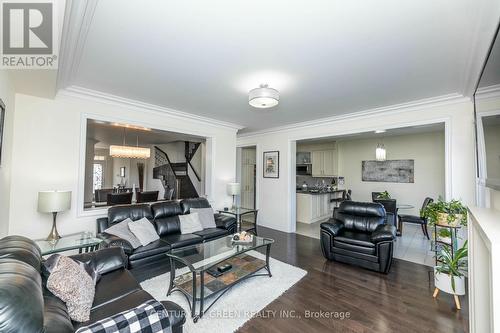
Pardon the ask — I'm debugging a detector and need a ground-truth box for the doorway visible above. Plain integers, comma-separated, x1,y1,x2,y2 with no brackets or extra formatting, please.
237,146,257,227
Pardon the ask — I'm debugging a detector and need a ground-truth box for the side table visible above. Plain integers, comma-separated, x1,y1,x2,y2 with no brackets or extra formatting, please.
35,232,102,256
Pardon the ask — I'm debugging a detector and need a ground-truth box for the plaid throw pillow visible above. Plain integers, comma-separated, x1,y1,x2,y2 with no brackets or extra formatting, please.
75,300,171,333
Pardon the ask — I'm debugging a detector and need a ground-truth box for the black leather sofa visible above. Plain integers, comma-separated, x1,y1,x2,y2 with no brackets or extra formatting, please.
320,201,397,273
0,235,185,333
97,198,237,268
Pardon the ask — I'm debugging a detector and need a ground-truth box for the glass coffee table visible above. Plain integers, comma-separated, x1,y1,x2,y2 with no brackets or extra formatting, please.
35,232,102,256
166,235,274,322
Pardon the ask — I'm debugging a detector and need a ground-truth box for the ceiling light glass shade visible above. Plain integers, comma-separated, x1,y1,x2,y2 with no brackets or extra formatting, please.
248,84,279,108
375,144,386,161
109,145,151,159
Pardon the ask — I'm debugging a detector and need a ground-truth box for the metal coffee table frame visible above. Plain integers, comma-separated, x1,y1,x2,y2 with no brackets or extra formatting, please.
166,237,273,323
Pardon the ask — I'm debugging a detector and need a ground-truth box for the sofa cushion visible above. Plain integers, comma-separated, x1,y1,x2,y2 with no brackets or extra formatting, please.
104,218,142,249
161,233,203,249
193,228,228,241
151,201,183,219
128,239,171,261
333,240,376,255
180,198,211,214
108,204,153,226
179,213,203,234
191,207,217,228
43,293,74,333
91,268,141,310
128,217,160,246
214,213,237,230
334,230,375,248
154,216,181,236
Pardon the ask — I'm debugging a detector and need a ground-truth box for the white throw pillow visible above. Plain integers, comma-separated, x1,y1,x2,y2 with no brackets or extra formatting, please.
104,218,142,249
179,213,203,234
190,208,217,229
128,217,159,247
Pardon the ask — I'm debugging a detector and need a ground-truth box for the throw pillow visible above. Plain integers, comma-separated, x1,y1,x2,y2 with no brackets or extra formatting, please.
104,218,142,249
128,217,160,247
179,212,203,234
46,256,95,322
190,208,217,229
43,254,100,285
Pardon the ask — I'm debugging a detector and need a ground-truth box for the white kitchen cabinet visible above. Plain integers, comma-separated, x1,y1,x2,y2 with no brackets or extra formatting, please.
296,192,332,224
311,150,338,177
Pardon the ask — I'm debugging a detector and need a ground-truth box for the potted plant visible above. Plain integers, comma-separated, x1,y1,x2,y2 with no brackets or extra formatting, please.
421,198,468,227
433,240,468,309
436,228,452,244
376,191,391,199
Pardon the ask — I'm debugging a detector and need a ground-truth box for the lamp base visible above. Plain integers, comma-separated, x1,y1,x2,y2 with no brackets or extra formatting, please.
46,212,61,242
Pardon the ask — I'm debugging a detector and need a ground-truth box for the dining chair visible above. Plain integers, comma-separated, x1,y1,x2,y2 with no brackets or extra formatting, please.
373,198,397,227
398,197,434,239
106,192,133,206
136,190,159,203
371,192,383,201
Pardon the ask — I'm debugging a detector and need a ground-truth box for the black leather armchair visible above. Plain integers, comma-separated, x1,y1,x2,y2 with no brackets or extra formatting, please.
320,201,397,273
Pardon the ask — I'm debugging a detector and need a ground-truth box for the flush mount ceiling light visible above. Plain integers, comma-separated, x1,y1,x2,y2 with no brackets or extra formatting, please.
248,84,279,108
375,129,386,134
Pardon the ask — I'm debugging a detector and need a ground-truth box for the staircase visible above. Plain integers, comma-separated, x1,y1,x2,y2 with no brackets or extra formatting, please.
153,146,200,199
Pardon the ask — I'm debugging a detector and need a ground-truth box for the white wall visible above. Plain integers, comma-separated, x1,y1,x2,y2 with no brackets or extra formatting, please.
237,99,476,233
483,123,500,180
7,92,237,238
0,72,15,237
337,131,445,216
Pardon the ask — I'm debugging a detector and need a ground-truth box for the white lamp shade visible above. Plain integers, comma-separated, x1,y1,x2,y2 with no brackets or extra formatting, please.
375,144,386,161
226,183,241,196
38,191,71,213
248,85,279,108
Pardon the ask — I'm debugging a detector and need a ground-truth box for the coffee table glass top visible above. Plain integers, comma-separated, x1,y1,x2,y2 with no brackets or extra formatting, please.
167,235,274,272
35,232,101,255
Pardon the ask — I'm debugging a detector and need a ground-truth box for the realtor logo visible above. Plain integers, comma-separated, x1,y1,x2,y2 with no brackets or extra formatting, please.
1,1,58,69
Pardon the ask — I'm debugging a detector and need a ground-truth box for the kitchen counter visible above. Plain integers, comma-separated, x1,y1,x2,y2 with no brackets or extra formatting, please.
296,189,344,195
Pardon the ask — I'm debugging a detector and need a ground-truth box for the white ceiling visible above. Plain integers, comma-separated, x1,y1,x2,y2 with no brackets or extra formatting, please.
298,123,445,143
87,119,204,148
65,0,495,133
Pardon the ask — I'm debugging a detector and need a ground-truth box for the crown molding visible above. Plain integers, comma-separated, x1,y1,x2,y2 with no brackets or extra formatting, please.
238,93,470,138
56,0,99,91
58,86,244,131
475,84,500,101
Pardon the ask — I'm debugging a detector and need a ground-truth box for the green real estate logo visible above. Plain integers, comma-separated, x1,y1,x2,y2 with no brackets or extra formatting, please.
1,1,58,69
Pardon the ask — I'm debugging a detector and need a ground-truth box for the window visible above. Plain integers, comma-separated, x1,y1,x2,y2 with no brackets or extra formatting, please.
93,163,103,190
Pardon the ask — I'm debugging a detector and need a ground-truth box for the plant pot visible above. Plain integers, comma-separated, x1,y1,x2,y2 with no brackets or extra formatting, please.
434,268,465,295
436,213,462,227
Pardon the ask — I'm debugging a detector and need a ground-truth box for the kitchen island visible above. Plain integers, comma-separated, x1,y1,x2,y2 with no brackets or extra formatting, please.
296,191,336,224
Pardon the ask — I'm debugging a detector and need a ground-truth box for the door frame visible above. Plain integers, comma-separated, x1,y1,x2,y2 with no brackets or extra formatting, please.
236,143,259,211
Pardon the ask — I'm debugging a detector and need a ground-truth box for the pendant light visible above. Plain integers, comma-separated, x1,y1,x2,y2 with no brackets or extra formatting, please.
375,143,386,161
109,128,151,159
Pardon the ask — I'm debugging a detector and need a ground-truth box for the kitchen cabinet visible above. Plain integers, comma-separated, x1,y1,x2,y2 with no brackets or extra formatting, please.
296,192,334,224
311,150,338,177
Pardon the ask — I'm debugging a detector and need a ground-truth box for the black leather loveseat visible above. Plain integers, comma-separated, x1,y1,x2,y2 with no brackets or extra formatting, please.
97,198,237,268
320,201,397,273
0,235,185,333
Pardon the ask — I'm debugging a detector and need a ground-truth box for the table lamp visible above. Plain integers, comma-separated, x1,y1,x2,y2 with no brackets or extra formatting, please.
38,190,71,241
226,183,241,210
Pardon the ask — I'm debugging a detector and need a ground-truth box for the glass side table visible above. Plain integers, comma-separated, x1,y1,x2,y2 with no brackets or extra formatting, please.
217,207,258,234
35,232,102,256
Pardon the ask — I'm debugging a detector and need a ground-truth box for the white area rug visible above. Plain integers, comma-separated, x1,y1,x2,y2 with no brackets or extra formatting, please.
141,251,307,333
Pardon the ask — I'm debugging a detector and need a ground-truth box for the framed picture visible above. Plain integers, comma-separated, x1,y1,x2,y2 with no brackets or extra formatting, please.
0,99,5,165
263,151,279,178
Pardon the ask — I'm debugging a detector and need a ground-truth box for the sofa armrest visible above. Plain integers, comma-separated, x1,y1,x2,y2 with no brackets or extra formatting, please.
214,213,236,230
97,233,134,255
385,212,397,227
370,224,397,243
320,219,344,237
70,247,127,275
96,217,109,234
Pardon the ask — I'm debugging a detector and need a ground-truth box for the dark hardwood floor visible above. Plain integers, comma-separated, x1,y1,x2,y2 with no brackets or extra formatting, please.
132,226,469,333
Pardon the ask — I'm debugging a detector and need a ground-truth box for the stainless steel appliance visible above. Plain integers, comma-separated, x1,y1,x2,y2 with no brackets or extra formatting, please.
296,164,312,175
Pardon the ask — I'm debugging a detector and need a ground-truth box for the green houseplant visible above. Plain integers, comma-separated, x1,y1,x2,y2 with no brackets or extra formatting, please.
434,240,468,294
376,191,391,199
421,198,468,227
